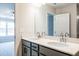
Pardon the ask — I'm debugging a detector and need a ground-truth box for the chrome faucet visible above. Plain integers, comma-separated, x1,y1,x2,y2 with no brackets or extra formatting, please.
36,32,46,39
60,32,64,42
36,32,41,38
41,32,46,37
64,32,69,43
65,32,69,37
60,32,69,43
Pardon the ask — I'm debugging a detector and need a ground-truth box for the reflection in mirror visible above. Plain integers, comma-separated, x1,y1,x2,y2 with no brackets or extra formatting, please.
47,12,70,37
34,3,77,38
53,13,70,36
47,13,54,36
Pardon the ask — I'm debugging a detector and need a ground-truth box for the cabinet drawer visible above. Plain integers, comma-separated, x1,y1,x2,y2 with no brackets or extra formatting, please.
32,43,38,51
39,46,68,56
22,40,30,47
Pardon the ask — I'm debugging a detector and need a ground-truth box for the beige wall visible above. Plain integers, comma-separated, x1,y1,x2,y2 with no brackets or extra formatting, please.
15,3,36,56
20,4,35,36
15,4,22,56
56,4,77,38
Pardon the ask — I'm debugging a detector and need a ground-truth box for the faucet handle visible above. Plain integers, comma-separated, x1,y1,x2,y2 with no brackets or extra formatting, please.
64,32,69,43
65,32,69,37
60,32,64,42
41,32,46,36
36,32,41,38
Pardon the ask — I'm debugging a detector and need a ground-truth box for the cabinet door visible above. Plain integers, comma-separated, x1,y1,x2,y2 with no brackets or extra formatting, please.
39,46,69,56
32,50,38,56
22,40,30,47
32,43,38,51
22,46,30,56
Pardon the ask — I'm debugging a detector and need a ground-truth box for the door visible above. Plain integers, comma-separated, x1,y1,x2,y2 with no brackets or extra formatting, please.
47,13,54,36
54,13,70,36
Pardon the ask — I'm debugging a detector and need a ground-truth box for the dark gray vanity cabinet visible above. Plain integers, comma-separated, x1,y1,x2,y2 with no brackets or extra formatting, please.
31,43,39,56
39,46,70,56
22,45,30,56
22,39,71,56
22,39,39,56
22,40,31,56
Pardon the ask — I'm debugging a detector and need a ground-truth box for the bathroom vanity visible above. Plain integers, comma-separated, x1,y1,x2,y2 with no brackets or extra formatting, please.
22,36,79,56
18,4,79,56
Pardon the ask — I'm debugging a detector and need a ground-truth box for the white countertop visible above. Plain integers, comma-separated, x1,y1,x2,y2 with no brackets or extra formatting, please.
22,36,79,56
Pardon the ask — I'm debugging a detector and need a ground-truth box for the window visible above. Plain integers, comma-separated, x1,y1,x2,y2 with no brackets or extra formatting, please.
7,22,14,36
0,21,6,36
0,19,14,36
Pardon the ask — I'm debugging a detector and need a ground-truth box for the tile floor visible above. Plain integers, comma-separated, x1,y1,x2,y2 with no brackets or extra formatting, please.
0,41,15,56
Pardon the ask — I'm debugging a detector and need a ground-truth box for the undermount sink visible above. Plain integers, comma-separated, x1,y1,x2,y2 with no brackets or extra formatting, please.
47,42,69,47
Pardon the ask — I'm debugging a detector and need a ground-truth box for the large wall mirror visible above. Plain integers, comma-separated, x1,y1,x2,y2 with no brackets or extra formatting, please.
34,3,77,38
